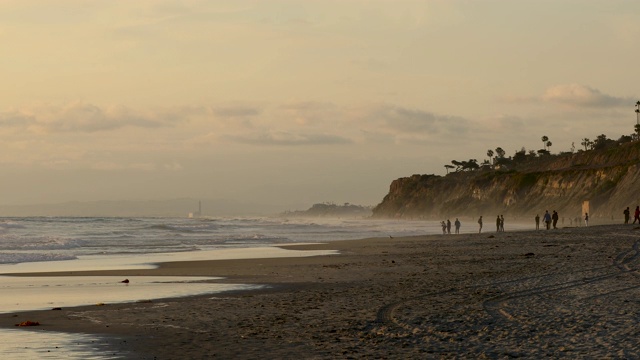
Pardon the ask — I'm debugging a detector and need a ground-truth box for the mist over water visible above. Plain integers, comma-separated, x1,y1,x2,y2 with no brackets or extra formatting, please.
0,216,444,265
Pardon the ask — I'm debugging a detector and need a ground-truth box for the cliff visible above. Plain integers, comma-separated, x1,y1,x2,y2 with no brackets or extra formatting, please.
372,141,640,220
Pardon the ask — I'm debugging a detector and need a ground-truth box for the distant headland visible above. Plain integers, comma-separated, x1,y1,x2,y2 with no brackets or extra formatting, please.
281,202,372,218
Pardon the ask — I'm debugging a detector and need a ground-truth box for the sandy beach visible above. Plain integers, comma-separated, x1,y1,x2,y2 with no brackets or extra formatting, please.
1,224,639,359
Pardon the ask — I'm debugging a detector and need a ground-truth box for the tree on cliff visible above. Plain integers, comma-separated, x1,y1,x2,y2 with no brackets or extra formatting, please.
451,160,462,172
463,159,480,171
513,147,527,163
487,149,494,165
541,136,549,151
444,164,455,174
450,159,479,171
581,138,593,151
594,134,614,150
495,147,506,159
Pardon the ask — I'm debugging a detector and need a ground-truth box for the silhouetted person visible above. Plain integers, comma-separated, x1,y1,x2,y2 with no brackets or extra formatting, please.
496,215,501,232
478,216,483,233
624,207,630,224
441,221,447,234
633,206,640,224
500,215,505,232
543,210,552,230
446,219,452,234
535,214,540,230
584,212,589,226
552,210,559,229
454,218,461,234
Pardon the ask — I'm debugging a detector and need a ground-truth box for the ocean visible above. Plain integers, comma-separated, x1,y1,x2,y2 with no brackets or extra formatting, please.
0,216,442,265
0,216,436,359
0,216,531,358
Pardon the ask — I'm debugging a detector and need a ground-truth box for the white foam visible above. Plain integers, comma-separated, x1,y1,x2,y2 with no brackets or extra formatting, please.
0,245,337,274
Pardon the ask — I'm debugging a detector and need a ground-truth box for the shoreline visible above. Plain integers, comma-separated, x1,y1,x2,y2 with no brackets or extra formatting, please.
1,225,639,358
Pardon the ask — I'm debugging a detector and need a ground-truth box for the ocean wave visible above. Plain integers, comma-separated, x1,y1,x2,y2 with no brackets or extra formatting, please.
0,236,84,251
146,223,220,233
0,253,77,264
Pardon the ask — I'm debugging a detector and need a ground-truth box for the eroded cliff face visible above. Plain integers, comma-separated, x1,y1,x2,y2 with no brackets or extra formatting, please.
372,142,640,220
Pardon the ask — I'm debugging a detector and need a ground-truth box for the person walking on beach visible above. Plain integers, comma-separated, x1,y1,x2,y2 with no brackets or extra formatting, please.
441,221,447,234
478,216,483,233
624,207,630,224
633,206,640,224
584,212,589,226
446,219,452,234
552,210,559,229
496,215,501,232
543,210,552,230
535,214,540,230
500,215,505,232
454,218,461,234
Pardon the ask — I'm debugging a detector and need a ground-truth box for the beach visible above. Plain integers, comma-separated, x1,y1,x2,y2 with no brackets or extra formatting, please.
1,224,639,359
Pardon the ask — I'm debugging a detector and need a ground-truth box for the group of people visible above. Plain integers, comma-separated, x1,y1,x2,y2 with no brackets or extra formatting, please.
535,210,589,229
623,206,640,224
440,216,502,234
440,218,462,234
536,210,559,230
442,206,640,236
441,207,640,235
474,215,505,233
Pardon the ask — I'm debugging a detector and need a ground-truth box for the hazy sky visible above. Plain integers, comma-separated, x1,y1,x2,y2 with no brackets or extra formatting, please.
1,0,639,210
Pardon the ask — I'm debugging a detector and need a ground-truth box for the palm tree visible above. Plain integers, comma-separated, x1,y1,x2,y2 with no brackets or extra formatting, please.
541,136,549,151
546,141,552,153
486,149,494,165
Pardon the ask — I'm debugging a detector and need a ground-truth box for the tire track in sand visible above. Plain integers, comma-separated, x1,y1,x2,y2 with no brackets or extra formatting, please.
374,239,640,334
484,239,640,323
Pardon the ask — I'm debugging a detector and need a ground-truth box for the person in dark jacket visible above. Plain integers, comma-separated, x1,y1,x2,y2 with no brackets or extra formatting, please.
543,210,552,230
624,207,630,224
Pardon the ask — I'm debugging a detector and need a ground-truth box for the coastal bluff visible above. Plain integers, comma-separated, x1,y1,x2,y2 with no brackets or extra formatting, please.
372,141,640,219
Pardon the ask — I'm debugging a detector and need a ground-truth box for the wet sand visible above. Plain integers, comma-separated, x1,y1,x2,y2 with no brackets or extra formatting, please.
1,224,640,359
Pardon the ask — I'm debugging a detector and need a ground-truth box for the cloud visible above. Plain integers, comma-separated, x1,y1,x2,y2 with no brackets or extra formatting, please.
212,105,261,118
541,84,632,108
365,104,470,135
0,111,36,128
277,101,341,126
228,131,351,146
0,103,199,134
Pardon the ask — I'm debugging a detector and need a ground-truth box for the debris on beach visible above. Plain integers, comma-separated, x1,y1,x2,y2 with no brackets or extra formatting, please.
15,320,40,327
51,307,62,311
121,279,130,283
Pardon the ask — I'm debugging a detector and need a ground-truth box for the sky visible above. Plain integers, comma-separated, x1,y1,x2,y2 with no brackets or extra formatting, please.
0,0,639,212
